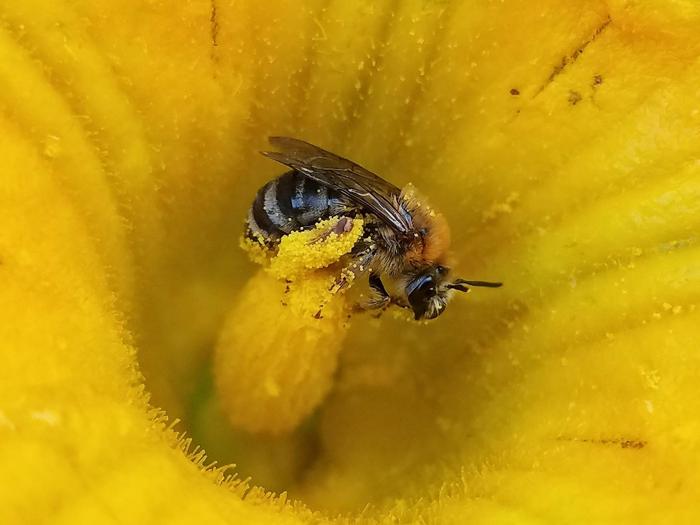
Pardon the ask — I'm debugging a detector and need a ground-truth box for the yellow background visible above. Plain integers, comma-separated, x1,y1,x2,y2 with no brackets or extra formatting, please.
1,0,699,523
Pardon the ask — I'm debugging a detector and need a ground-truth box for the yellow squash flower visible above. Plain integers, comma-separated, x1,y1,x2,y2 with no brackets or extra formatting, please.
1,0,699,523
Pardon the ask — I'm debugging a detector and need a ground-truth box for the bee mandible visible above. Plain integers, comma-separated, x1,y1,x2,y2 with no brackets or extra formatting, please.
245,137,502,320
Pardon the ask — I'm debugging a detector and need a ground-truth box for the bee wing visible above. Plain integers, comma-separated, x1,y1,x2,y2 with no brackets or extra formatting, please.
262,136,413,234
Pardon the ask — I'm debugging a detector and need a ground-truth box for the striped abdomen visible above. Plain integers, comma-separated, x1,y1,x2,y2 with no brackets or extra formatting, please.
246,170,351,244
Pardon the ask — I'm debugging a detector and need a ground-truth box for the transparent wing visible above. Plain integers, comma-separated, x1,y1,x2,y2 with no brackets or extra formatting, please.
261,136,413,234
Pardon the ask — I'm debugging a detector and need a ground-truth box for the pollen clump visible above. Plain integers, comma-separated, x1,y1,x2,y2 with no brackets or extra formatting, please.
216,216,363,434
239,234,270,266
268,216,364,280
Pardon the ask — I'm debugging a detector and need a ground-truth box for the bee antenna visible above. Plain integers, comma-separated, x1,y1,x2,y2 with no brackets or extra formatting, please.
452,279,503,288
446,283,470,292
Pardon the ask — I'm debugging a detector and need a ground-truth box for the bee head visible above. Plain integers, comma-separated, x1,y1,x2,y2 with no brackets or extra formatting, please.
405,265,450,320
406,266,503,320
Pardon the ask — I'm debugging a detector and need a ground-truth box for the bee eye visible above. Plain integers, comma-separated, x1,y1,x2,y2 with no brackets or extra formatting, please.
406,274,438,320
419,228,428,236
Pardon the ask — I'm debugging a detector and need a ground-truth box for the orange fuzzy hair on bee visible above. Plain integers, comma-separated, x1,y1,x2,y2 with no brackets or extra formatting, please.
401,184,451,265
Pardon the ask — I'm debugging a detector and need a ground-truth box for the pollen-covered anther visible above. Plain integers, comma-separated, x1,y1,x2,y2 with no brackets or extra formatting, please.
216,216,364,434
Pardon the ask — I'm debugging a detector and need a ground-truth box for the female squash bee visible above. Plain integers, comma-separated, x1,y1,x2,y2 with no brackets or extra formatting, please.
246,137,501,320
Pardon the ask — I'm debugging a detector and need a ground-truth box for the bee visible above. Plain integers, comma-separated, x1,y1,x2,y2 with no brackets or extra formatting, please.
246,137,502,320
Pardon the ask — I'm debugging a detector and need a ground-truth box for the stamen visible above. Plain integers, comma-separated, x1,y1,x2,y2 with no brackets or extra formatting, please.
218,217,364,434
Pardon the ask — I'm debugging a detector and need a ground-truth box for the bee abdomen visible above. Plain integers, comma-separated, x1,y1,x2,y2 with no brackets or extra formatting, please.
246,171,346,244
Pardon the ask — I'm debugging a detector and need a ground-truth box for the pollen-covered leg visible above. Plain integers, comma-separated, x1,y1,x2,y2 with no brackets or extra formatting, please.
328,241,377,295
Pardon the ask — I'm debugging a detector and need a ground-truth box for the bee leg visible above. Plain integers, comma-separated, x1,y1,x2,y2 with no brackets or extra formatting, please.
309,216,354,245
367,273,393,318
329,246,375,294
369,272,389,298
348,272,390,317
390,298,412,310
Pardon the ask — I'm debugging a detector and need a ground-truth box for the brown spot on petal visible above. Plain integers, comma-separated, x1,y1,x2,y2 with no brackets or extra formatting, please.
568,90,583,105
